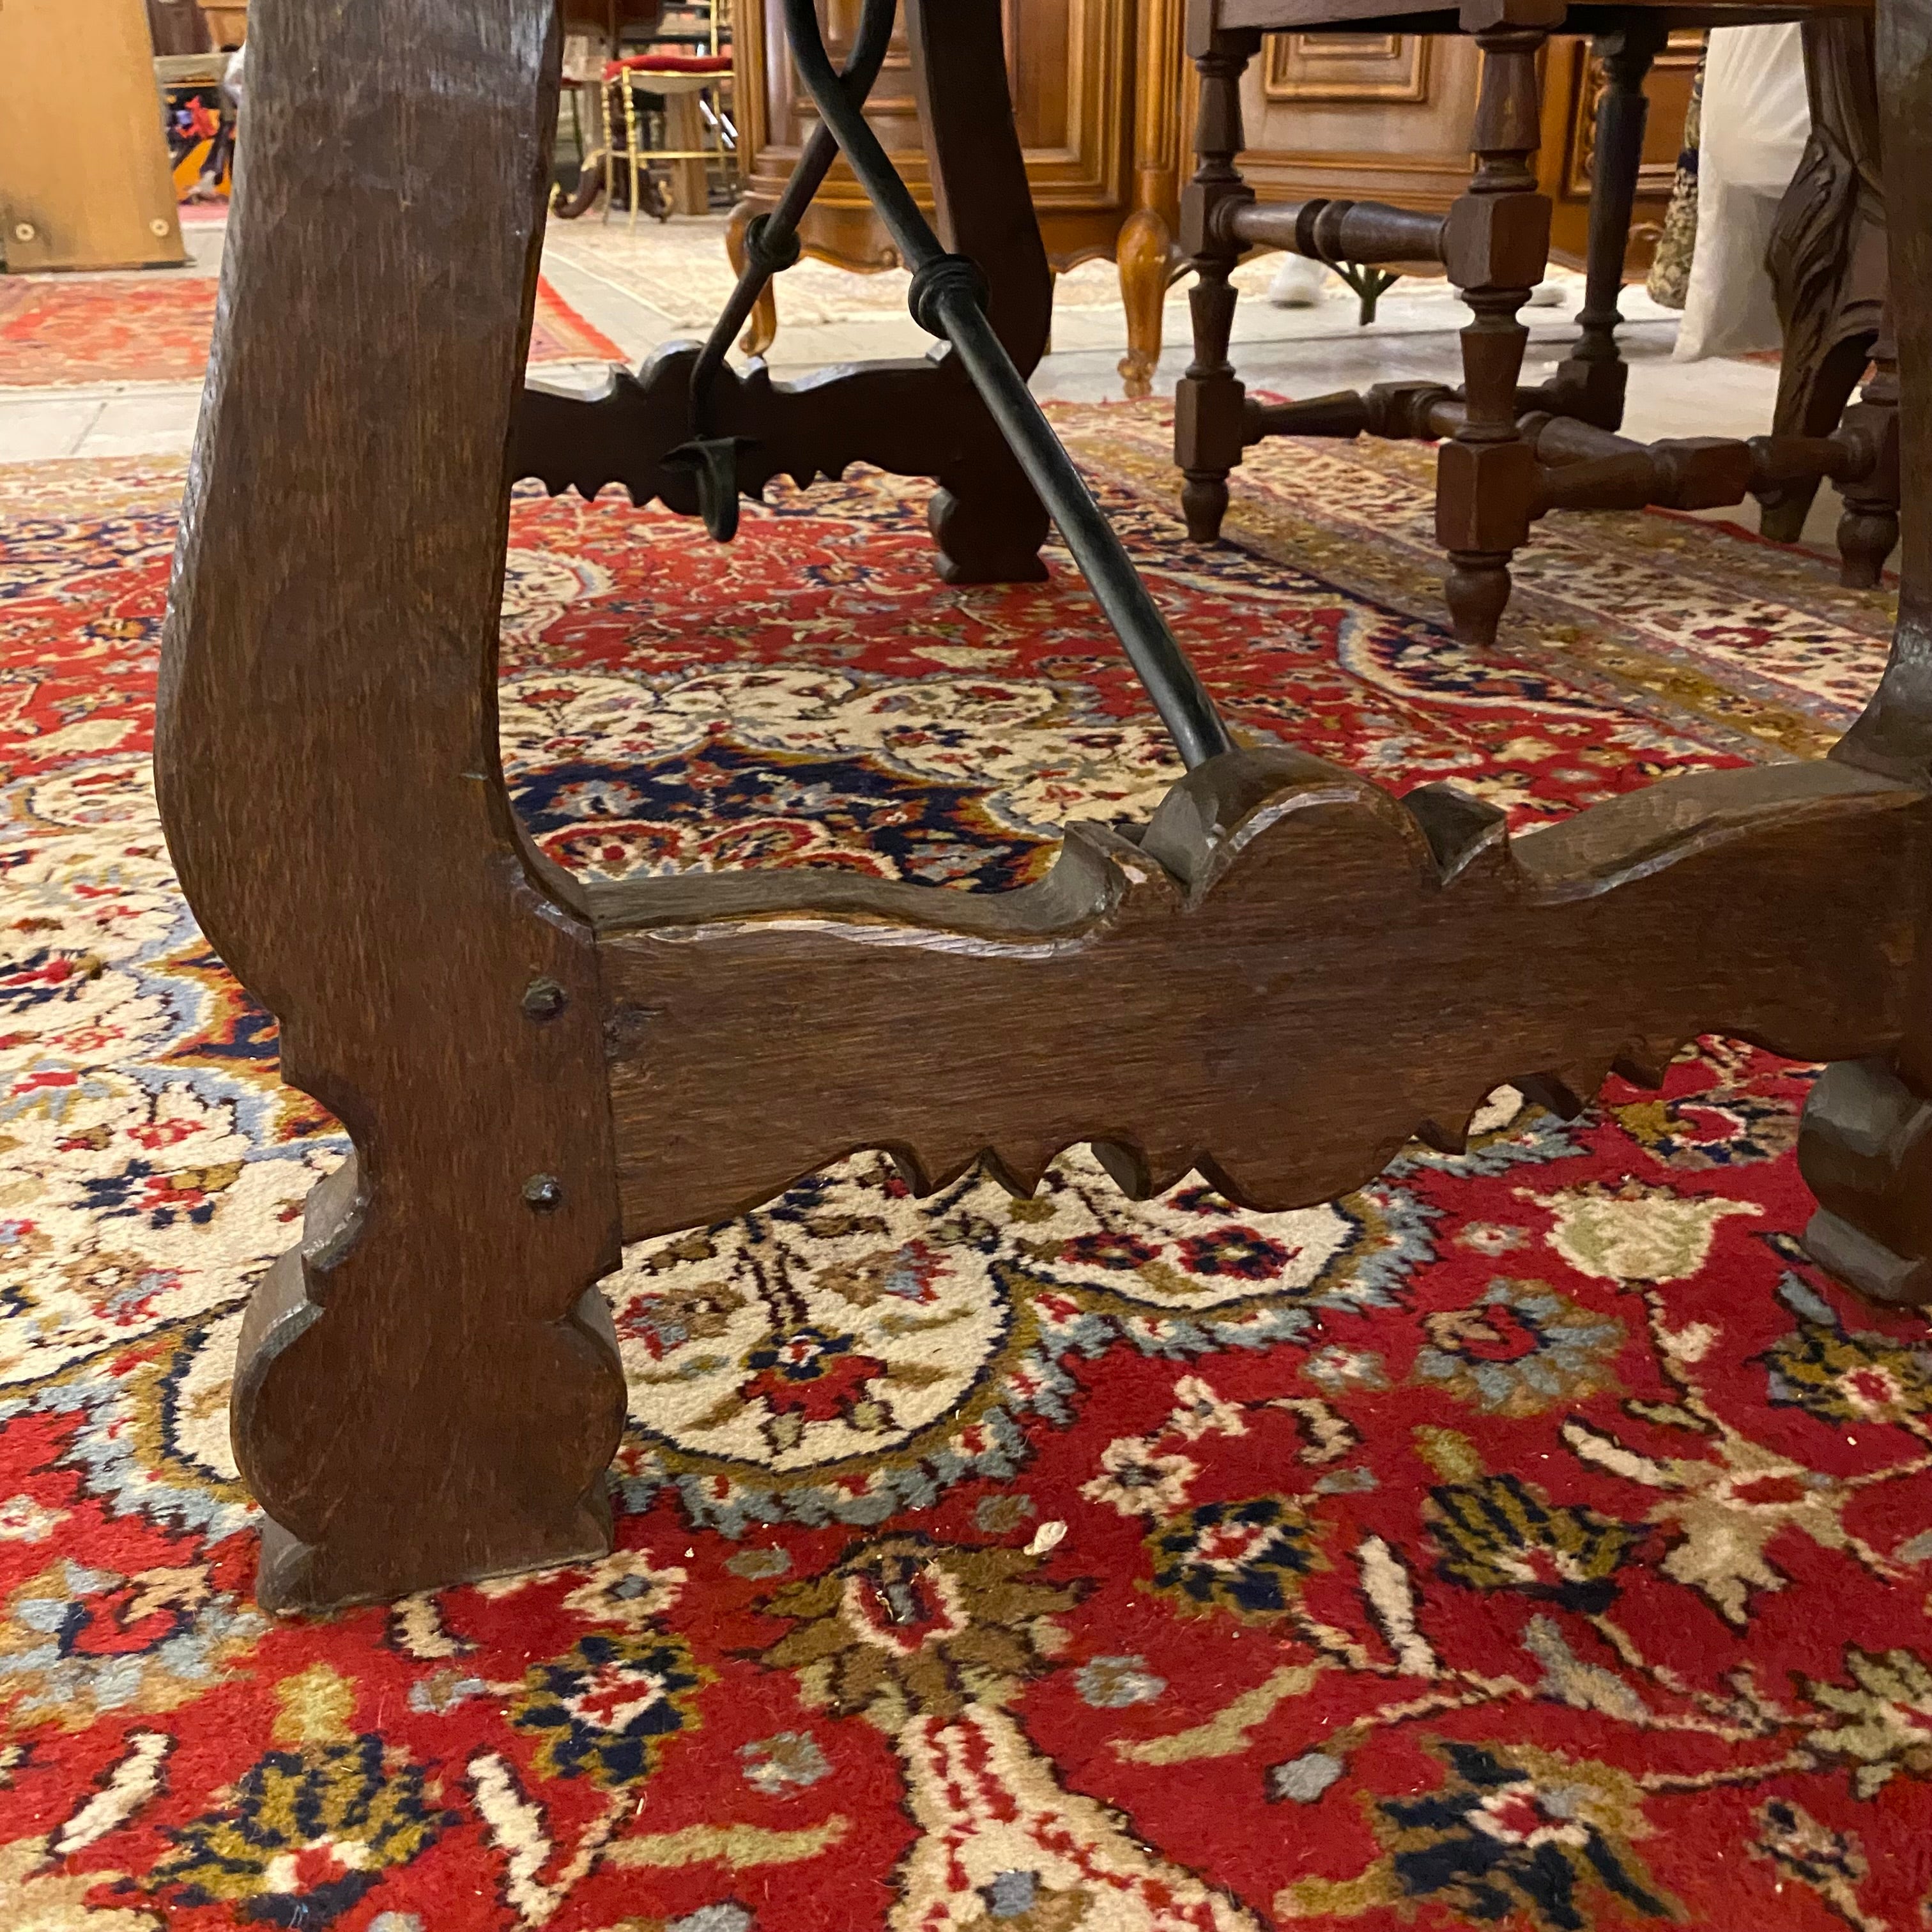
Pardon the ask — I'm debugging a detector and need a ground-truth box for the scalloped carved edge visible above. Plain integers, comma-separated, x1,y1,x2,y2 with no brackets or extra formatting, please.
594,747,1932,1243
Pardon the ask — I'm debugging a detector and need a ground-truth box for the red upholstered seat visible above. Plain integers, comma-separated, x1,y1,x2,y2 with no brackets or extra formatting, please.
604,52,733,77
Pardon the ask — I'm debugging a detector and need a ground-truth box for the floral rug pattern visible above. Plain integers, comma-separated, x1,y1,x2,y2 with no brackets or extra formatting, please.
0,420,1926,1931
0,277,621,388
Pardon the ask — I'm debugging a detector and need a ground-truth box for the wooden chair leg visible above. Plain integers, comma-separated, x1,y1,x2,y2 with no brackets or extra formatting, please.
1548,18,1667,432
1437,19,1552,647
1836,314,1901,587
1117,204,1174,400
157,0,627,1611
1176,20,1259,543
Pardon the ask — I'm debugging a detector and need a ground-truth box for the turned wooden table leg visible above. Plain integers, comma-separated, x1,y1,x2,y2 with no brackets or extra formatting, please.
1437,7,1554,647
1836,312,1900,588
1799,0,1930,1304
1176,10,1260,543
1549,18,1667,432
158,0,626,1610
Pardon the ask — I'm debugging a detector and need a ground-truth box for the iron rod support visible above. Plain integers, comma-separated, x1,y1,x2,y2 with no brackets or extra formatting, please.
779,0,1235,770
689,0,897,431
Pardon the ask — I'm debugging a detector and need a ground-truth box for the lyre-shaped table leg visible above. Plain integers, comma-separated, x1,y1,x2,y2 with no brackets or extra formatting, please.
158,0,627,1609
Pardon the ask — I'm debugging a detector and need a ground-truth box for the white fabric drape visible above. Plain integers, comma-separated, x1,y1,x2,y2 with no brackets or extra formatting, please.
1674,24,1811,360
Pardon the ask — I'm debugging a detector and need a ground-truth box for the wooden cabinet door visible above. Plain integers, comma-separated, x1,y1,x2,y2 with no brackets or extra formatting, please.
737,0,1135,266
1235,31,1483,217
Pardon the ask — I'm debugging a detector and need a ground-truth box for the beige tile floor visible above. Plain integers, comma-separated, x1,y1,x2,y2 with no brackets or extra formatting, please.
0,209,1840,549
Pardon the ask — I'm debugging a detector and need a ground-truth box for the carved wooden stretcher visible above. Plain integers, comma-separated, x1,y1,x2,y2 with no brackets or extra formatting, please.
158,0,1932,1613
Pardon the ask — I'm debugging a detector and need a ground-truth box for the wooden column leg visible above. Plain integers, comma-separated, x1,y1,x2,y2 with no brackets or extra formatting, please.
666,87,709,214
1175,16,1259,543
1836,314,1900,587
1117,204,1174,401
157,0,627,1609
904,0,1052,582
1437,13,1554,647
1798,0,1931,1304
1548,19,1667,431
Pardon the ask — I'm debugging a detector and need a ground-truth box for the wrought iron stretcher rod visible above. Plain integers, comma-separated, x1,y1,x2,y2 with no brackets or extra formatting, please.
687,0,898,430
779,0,1236,770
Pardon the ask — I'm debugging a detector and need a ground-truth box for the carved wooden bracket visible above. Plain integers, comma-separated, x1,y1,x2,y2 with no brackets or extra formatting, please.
594,749,1931,1242
516,347,1049,583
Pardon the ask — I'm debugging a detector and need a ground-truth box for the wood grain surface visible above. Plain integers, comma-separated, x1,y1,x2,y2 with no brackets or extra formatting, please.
596,751,1930,1243
157,0,627,1611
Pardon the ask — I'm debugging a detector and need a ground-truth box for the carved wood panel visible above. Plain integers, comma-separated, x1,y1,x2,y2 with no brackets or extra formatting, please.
1235,30,1480,215
1262,31,1431,103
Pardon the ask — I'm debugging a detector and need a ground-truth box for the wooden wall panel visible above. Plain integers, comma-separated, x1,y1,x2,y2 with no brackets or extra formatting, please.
1232,30,1701,276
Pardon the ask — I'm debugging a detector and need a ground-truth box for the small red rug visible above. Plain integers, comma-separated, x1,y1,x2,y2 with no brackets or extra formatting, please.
0,273,622,386
0,426,1924,1931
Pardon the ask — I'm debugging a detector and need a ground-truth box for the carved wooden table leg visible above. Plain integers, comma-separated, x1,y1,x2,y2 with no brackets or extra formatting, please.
1761,14,1886,543
1547,17,1669,433
172,0,1932,1619
1798,0,1929,1302
158,0,627,1611
1437,6,1556,647
725,195,781,356
1175,10,1261,542
1117,204,1179,402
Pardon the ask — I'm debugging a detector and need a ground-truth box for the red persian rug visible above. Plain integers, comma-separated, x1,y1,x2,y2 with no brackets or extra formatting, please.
0,273,622,387
0,418,1926,1932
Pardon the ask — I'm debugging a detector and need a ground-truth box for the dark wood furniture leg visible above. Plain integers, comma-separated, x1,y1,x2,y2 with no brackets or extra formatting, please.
158,0,628,1611
1175,5,1260,544
1798,0,1932,1299
1547,16,1670,433
517,0,1051,586
1760,14,1887,544
1834,312,1901,586
1437,10,1556,647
